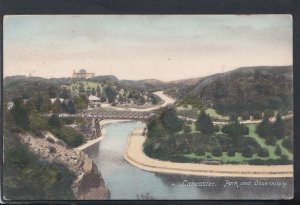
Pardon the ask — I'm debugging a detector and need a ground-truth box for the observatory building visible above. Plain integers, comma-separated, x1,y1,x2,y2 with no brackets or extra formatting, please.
72,69,95,79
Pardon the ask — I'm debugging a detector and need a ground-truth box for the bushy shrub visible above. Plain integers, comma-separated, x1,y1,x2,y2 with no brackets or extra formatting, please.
227,148,236,157
241,112,250,120
195,147,205,156
47,137,55,143
211,147,222,157
53,127,84,148
49,146,57,153
253,112,262,120
282,136,293,153
183,125,192,134
265,136,277,146
242,147,254,158
214,125,220,132
275,145,282,156
257,147,269,157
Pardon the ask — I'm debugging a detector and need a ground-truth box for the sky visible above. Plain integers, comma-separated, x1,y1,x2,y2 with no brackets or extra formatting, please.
4,15,292,81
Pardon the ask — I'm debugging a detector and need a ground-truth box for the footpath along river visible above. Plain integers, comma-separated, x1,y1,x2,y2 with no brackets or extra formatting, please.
83,121,293,200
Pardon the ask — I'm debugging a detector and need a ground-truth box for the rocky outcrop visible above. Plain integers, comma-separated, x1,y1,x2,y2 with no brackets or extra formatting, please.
18,132,110,200
72,156,110,199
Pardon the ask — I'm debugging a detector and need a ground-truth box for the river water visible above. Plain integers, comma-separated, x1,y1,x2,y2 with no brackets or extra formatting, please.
83,121,293,200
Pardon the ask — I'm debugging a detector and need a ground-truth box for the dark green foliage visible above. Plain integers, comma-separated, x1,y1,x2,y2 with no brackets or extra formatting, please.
272,114,285,139
61,100,76,114
147,119,167,139
194,147,205,156
241,147,254,158
104,86,117,103
48,88,57,98
282,136,293,153
253,111,262,120
247,158,292,165
183,125,191,133
48,114,62,129
227,148,236,157
241,137,261,153
256,116,272,138
275,145,282,156
221,121,249,140
74,95,88,110
174,66,292,115
214,125,220,132
10,98,30,131
257,148,269,157
60,87,71,99
241,112,250,120
211,146,222,157
52,127,84,148
3,131,75,200
195,111,214,135
229,114,238,122
160,106,184,133
265,136,277,146
264,109,274,119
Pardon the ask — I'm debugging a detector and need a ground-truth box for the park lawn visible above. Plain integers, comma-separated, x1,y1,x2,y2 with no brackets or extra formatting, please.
205,108,229,120
246,124,293,160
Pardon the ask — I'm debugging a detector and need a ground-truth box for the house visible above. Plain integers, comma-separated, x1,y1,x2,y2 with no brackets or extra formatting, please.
88,95,101,107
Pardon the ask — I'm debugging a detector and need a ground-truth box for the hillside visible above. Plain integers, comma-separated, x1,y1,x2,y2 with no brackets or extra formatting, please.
166,66,293,115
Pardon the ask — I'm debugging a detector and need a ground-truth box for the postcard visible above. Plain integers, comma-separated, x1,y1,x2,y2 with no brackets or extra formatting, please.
2,15,293,201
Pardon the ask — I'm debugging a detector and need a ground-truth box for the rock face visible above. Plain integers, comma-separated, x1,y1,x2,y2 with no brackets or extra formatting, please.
72,158,110,199
18,132,110,200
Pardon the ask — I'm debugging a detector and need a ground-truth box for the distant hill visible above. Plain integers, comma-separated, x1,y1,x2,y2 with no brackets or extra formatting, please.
166,65,293,115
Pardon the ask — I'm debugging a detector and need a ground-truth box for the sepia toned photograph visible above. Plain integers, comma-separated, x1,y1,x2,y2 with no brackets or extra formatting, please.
2,15,293,200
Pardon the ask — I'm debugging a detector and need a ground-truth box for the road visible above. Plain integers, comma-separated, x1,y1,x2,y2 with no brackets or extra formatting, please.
99,91,176,112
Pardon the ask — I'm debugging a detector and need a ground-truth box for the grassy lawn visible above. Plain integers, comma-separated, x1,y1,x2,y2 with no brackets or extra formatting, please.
180,123,293,163
246,124,293,160
205,108,229,120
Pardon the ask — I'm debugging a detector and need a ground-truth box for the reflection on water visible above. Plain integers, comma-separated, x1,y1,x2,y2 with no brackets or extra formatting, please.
84,121,293,200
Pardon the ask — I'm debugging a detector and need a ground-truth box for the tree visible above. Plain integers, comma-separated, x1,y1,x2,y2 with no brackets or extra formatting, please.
74,95,88,110
48,88,57,98
256,116,272,138
29,109,48,131
211,146,222,157
272,114,285,139
147,119,167,138
10,98,30,130
264,109,274,119
91,87,96,95
195,111,215,135
52,98,61,113
48,114,62,129
160,106,183,133
40,95,52,113
253,111,262,120
35,94,43,112
241,112,250,120
183,125,191,133
60,87,70,99
104,86,117,104
275,145,282,156
96,85,101,96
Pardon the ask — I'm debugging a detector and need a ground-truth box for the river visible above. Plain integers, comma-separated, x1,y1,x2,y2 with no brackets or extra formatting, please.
83,121,293,200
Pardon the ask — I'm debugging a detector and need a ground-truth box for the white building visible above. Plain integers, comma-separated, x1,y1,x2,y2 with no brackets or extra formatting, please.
88,95,101,107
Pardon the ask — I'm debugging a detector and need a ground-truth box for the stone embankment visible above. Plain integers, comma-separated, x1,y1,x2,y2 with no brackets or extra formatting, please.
18,131,110,200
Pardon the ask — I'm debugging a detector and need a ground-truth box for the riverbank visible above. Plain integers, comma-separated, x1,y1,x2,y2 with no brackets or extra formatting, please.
75,119,134,151
124,128,293,178
18,132,110,199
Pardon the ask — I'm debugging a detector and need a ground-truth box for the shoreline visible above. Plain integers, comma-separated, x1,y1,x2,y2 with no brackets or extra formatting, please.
124,128,293,178
75,119,134,151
